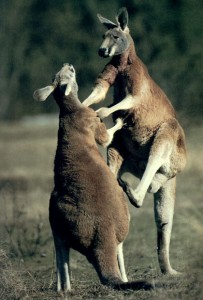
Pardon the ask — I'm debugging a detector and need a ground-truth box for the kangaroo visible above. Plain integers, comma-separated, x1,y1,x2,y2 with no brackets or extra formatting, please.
83,8,187,275
33,64,154,296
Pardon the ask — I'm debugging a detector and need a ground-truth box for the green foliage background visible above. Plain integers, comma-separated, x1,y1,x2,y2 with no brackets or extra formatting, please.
0,0,202,120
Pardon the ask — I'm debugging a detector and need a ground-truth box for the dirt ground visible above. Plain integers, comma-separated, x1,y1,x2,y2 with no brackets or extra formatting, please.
0,117,202,299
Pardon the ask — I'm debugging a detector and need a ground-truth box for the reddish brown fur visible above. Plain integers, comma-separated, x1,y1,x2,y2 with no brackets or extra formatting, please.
34,64,154,293
49,92,130,285
83,8,187,275
88,37,186,179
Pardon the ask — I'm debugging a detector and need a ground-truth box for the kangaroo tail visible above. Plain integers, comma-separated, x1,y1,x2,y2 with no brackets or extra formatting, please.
112,279,155,290
101,276,155,291
92,247,155,291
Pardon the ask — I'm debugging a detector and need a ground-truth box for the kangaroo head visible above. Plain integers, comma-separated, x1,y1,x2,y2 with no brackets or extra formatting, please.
98,7,130,58
33,64,78,103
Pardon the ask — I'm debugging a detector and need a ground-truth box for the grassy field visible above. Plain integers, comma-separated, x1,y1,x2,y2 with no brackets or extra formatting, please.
0,116,203,299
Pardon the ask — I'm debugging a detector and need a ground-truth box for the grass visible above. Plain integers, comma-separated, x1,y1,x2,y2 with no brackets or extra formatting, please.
0,116,203,299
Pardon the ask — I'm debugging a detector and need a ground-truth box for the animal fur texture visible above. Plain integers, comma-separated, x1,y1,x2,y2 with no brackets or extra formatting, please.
83,8,187,275
33,64,154,296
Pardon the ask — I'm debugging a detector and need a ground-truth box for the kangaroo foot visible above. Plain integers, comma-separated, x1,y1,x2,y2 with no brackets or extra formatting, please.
57,290,69,300
162,268,183,276
118,178,144,208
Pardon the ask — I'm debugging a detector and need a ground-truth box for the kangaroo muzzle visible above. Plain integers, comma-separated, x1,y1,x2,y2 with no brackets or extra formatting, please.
98,46,116,57
98,47,110,57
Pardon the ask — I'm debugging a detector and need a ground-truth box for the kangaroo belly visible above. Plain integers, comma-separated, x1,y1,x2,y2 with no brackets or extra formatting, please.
112,128,152,163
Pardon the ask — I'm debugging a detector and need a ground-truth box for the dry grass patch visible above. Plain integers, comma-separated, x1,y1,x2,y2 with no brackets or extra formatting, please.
0,119,203,299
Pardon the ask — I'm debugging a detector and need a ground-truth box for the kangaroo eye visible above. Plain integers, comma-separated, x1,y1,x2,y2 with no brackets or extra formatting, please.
113,35,119,39
102,34,105,39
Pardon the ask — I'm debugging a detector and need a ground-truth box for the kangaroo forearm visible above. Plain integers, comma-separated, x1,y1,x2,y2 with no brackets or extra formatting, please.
95,119,123,147
97,95,138,119
83,81,110,106
95,121,110,145
108,95,137,114
83,63,118,107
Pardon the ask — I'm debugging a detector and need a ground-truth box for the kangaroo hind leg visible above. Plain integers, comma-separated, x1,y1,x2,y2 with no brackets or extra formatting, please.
117,242,128,282
53,235,71,295
122,121,177,207
154,177,181,275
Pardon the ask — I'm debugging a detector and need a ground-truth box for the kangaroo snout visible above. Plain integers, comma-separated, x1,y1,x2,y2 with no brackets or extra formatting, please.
98,47,109,57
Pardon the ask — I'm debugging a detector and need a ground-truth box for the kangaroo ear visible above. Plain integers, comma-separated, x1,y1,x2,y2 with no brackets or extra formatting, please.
116,7,128,31
97,14,117,29
33,85,55,101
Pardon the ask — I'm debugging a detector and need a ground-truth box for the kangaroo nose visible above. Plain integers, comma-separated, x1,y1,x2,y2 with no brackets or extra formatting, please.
98,48,108,57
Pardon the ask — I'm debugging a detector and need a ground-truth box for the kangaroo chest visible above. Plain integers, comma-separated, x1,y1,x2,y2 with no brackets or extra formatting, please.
112,68,159,145
114,71,129,103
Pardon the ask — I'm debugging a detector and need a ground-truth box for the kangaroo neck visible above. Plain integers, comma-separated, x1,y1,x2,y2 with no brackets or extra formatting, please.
112,38,136,71
57,93,83,116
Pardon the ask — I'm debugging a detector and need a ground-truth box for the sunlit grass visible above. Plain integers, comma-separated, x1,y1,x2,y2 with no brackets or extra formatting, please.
0,119,202,299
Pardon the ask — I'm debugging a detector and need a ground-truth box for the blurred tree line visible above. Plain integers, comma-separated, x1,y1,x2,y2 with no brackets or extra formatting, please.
0,0,202,121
